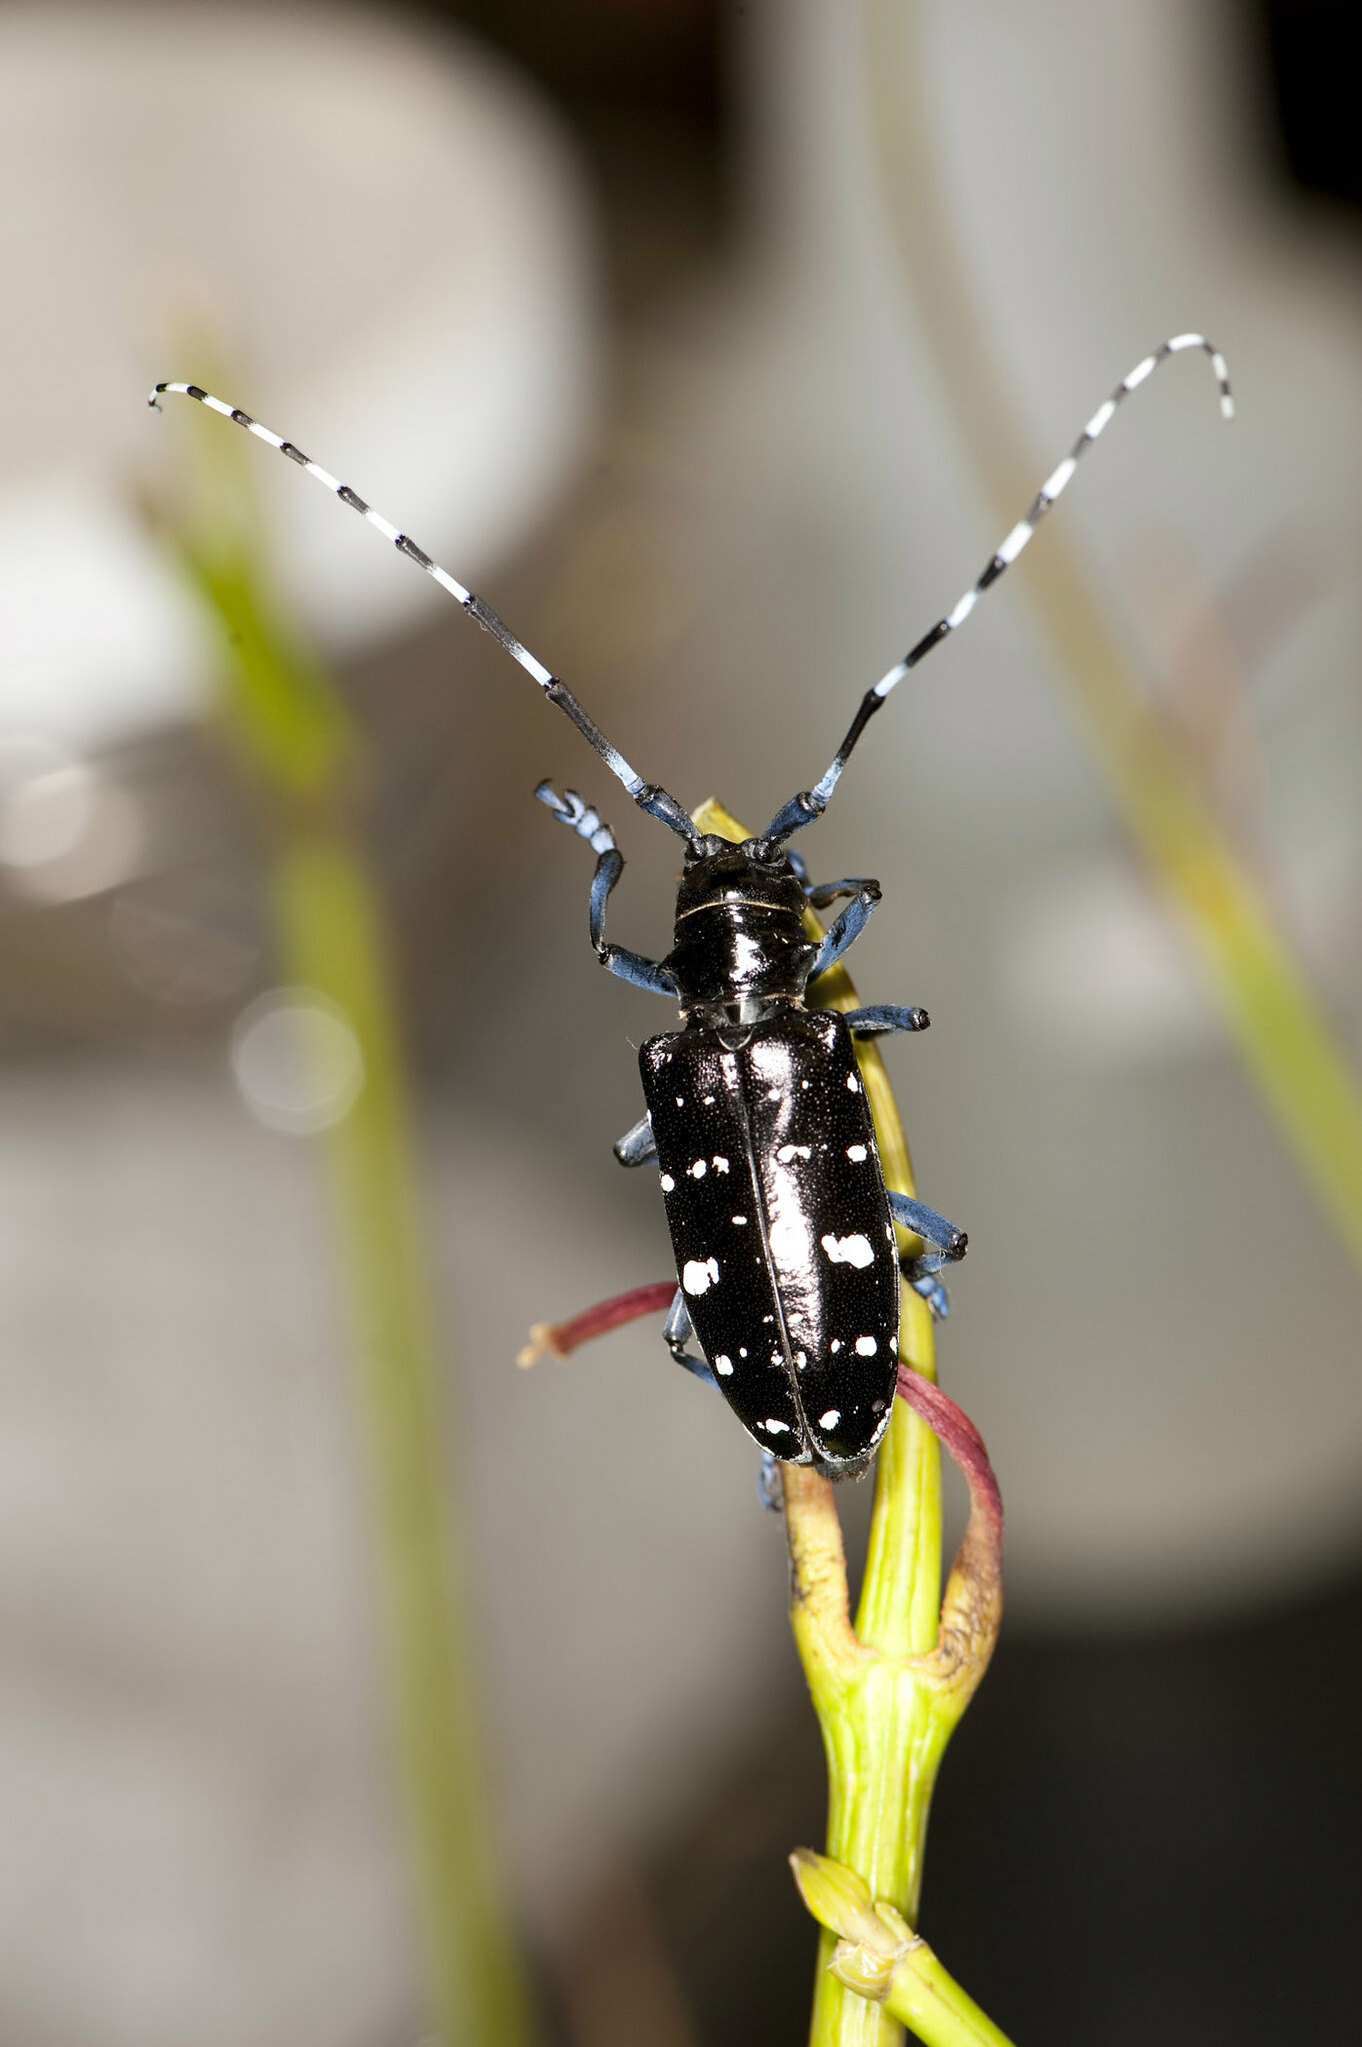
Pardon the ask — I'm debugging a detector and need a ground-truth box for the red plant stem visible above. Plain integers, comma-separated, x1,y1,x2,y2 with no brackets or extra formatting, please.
523,1294,1001,1556
895,1363,1004,1557
522,1281,676,1361
895,1361,1004,1695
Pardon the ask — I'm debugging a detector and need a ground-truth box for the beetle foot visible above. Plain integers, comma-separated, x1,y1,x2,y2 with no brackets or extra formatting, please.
909,1273,950,1320
758,1449,784,1512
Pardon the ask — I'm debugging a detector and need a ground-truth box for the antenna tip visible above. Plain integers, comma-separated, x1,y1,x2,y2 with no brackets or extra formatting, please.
1220,394,1236,421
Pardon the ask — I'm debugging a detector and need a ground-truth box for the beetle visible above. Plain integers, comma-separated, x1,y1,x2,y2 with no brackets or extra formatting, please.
152,333,1232,1476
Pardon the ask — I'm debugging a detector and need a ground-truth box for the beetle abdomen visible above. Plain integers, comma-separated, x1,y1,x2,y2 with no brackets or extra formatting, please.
640,1009,899,1474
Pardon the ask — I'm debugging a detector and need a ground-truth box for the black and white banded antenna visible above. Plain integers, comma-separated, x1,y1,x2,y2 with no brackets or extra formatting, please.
148,382,699,846
761,333,1234,845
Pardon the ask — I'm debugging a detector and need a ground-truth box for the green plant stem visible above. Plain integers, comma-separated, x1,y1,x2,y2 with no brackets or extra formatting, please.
273,832,534,2047
792,1851,1015,2047
162,422,534,2044
878,1944,1013,2047
693,804,1003,2047
862,0,1362,1276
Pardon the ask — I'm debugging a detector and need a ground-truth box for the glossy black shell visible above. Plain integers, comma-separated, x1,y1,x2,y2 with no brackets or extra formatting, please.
641,1007,900,1475
662,838,815,1016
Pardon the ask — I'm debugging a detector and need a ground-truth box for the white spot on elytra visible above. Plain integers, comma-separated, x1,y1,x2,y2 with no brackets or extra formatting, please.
768,1215,806,1262
682,1256,720,1295
676,1096,685,1107
777,1143,812,1163
732,1214,748,1225
713,1155,729,1172
846,1144,868,1163
768,1089,781,1102
770,1351,782,1365
703,1094,715,1105
690,1159,707,1178
822,1233,875,1269
801,1079,811,1089
846,1072,860,1092
795,1351,807,1368
855,1335,878,1356
819,1409,841,1430
738,1347,748,1357
659,1173,675,1192
714,1354,734,1376
762,1418,791,1435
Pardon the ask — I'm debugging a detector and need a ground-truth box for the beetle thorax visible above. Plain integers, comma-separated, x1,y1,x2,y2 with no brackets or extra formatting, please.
663,838,815,1020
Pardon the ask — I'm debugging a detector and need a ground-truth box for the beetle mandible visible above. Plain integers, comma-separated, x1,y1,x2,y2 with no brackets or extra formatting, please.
152,333,1233,1477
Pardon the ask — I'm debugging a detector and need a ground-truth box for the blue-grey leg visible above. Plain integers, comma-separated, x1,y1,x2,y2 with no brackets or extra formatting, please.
900,1250,954,1321
664,1294,774,1518
844,1004,930,1037
537,782,679,999
909,1273,951,1321
810,881,883,979
613,1112,657,1167
806,875,879,909
888,1190,968,1261
758,1450,783,1512
664,1289,716,1384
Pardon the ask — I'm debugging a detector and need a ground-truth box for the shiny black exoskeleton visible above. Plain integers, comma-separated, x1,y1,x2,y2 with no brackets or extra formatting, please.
540,805,968,1478
155,332,1235,1478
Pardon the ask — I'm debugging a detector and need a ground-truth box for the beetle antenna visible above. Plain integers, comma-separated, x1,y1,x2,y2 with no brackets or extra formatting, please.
149,382,699,845
761,333,1234,844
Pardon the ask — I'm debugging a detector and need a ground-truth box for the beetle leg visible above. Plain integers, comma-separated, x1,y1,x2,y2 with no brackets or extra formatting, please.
900,1251,952,1321
911,1274,951,1321
602,946,681,997
664,1290,717,1385
843,1003,930,1037
537,781,679,998
888,1191,968,1261
757,1450,784,1512
805,875,879,909
809,881,883,979
613,1112,657,1166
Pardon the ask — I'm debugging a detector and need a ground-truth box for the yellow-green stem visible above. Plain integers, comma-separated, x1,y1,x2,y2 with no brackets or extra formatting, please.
159,405,534,2045
272,832,534,2047
877,1942,1014,2047
693,804,1000,2047
792,1851,1015,2047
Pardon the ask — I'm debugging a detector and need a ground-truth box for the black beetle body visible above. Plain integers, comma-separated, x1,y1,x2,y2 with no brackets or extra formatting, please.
642,838,901,1476
643,1010,899,1473
154,338,1233,1481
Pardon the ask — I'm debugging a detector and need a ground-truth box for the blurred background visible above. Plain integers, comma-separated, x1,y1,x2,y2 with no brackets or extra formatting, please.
1,0,1361,2040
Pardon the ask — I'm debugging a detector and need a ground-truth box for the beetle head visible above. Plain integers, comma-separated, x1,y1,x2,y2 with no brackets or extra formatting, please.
675,836,807,923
